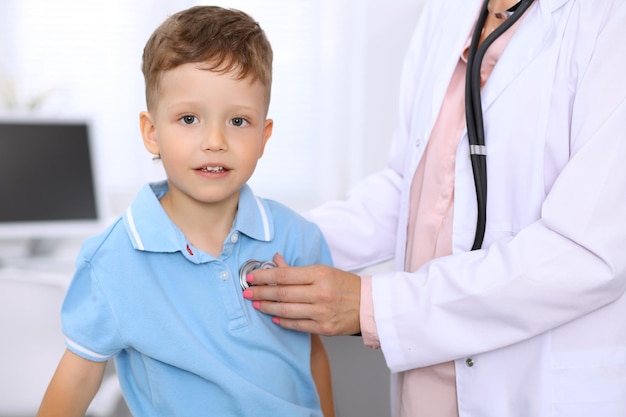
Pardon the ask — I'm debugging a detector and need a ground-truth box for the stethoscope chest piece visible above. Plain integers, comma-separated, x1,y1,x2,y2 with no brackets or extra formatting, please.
239,259,277,290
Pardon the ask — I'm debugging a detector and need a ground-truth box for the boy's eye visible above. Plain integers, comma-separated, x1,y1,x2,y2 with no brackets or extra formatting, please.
230,117,249,127
180,115,198,125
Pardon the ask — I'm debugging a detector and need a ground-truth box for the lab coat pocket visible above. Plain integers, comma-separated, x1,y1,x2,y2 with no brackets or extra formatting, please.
551,348,626,417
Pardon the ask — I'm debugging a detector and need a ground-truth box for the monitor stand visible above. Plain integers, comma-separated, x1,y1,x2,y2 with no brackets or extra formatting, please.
25,237,64,257
0,237,79,273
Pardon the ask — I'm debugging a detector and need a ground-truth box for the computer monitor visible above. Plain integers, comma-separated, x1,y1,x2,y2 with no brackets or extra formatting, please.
0,118,103,252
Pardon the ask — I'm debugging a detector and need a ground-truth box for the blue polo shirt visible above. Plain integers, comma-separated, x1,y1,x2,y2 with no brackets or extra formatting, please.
62,181,332,417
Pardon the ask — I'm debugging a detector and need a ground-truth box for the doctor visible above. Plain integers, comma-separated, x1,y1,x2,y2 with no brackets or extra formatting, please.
245,0,626,416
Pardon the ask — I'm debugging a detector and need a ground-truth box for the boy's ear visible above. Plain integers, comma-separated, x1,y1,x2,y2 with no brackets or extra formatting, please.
258,118,273,158
139,111,160,156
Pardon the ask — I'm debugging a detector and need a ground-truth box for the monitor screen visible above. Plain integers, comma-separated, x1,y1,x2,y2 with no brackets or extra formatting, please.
0,119,102,241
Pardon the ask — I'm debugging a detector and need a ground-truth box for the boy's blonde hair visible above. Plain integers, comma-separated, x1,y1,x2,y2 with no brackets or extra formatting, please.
142,6,273,111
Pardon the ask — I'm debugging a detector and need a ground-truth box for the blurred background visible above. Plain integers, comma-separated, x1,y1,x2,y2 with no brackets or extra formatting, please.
0,1,425,416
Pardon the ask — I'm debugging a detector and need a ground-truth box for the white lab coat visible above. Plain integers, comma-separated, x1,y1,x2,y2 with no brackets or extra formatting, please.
307,0,626,415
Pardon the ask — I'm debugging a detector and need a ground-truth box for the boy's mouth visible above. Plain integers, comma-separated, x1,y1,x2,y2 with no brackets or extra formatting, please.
201,166,225,173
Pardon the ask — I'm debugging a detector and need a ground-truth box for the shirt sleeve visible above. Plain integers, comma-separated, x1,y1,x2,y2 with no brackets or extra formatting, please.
62,259,124,362
359,275,380,349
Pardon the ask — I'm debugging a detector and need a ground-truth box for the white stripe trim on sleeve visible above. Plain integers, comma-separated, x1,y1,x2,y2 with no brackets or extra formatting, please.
65,337,112,361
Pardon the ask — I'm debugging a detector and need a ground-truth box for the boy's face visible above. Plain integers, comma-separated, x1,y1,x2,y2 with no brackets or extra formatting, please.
140,62,272,210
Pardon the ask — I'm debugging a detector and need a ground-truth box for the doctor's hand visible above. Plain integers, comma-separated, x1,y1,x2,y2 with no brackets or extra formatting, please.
242,253,362,336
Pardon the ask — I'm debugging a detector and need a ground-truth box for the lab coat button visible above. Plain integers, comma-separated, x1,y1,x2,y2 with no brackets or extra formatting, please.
465,358,474,367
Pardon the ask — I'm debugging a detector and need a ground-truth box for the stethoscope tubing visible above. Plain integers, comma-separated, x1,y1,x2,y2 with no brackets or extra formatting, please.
465,0,536,250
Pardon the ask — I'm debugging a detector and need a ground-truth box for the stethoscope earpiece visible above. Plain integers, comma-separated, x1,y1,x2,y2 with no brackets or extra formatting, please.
239,259,277,290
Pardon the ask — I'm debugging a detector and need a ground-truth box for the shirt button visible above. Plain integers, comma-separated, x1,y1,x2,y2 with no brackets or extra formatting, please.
466,358,474,367
230,233,239,243
220,271,229,280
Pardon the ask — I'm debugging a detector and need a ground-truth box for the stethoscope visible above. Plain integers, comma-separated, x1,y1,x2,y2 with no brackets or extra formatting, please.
239,259,277,290
465,0,536,250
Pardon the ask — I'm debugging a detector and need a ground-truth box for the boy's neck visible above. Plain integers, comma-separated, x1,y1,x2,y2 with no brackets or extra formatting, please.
159,189,239,258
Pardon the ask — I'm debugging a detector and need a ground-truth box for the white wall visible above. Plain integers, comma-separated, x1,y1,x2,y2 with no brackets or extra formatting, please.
1,0,423,215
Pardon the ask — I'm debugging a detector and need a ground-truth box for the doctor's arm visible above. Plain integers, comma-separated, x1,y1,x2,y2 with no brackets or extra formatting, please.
37,349,106,417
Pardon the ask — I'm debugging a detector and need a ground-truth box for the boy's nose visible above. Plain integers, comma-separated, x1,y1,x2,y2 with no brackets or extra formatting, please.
202,126,228,151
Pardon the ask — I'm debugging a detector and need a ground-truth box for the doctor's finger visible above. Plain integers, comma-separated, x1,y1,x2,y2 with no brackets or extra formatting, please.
253,300,344,335
248,264,320,286
245,283,318,304
272,252,288,267
272,317,329,335
257,299,360,336
253,298,317,320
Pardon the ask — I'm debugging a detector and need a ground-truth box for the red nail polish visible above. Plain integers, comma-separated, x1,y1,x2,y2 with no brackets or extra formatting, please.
246,273,254,283
242,289,253,299
253,301,260,309
272,317,280,325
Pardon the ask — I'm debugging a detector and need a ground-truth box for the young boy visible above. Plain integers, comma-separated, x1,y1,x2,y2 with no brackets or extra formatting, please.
37,6,335,417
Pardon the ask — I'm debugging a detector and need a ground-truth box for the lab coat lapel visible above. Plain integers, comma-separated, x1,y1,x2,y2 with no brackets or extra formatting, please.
480,0,568,111
427,0,483,125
